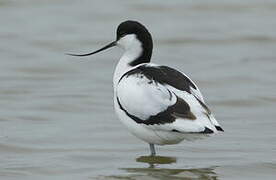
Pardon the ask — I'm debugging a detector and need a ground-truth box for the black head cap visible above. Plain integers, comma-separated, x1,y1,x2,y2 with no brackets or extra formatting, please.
116,20,153,66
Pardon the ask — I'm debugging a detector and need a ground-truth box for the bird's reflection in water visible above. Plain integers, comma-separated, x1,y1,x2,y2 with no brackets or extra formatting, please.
99,155,218,180
136,155,177,168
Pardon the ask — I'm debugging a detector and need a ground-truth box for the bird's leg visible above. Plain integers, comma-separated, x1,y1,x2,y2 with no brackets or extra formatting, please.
149,143,156,156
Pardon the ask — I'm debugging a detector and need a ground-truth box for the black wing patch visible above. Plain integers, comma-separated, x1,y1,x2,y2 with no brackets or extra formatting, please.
215,126,224,132
117,95,196,126
119,65,197,93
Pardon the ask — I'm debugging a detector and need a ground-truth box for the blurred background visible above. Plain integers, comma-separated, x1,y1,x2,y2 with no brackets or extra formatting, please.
0,0,276,179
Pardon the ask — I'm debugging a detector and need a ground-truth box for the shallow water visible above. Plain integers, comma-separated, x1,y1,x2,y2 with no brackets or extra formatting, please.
1,0,276,179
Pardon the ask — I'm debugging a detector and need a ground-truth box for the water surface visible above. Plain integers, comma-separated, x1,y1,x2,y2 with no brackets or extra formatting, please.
0,0,276,179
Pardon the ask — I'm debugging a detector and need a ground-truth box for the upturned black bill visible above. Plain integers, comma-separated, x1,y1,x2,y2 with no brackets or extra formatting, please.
66,41,117,57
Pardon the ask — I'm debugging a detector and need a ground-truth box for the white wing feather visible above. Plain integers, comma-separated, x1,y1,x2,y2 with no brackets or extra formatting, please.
117,74,176,120
117,72,219,133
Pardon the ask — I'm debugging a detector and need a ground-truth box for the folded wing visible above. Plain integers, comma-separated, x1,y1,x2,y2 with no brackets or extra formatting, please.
116,64,223,133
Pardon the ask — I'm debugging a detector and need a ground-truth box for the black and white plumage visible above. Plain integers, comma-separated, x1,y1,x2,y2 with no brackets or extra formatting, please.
68,20,224,156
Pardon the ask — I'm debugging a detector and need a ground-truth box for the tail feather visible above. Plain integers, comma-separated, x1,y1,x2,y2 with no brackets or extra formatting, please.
215,126,224,132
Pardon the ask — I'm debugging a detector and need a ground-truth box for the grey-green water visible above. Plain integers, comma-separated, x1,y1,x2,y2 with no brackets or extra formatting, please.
0,0,276,179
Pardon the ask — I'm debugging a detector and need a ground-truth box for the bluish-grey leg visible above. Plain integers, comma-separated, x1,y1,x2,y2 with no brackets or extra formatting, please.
149,143,156,156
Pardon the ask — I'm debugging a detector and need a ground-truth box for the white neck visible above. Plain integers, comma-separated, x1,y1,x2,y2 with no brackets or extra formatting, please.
113,34,143,89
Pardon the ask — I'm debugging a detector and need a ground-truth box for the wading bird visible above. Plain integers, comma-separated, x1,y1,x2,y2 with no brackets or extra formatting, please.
68,20,224,156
